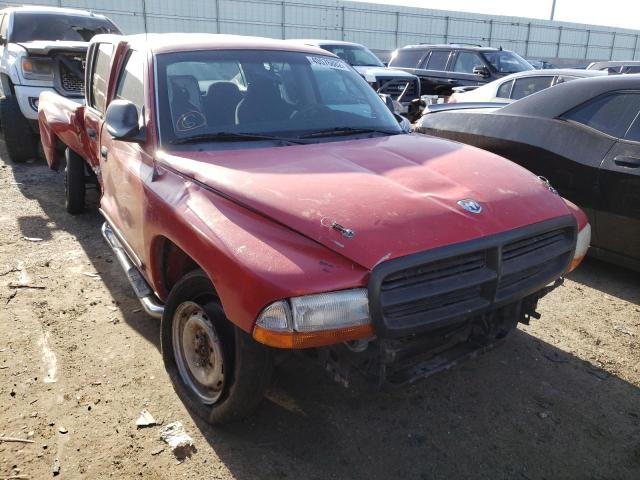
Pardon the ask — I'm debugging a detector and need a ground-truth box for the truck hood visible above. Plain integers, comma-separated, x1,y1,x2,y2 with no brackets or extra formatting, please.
353,65,417,82
157,134,572,270
17,41,88,56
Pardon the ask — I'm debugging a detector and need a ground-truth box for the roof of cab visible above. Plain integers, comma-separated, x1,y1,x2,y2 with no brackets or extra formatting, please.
1,5,102,17
96,33,334,56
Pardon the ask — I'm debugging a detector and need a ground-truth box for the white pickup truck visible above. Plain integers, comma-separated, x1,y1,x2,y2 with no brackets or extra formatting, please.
0,6,119,162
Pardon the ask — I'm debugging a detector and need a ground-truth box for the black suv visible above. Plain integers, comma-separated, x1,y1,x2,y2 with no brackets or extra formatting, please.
388,44,533,97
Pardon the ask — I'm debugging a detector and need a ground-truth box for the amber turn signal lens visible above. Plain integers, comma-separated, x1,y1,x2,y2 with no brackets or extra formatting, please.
568,255,585,273
253,323,374,349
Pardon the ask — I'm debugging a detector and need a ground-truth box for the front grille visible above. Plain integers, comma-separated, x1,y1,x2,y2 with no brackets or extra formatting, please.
60,62,84,94
55,54,86,97
377,77,419,101
368,217,576,338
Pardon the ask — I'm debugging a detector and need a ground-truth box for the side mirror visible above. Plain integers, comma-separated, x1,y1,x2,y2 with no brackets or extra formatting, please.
0,35,5,46
105,100,145,142
472,65,490,78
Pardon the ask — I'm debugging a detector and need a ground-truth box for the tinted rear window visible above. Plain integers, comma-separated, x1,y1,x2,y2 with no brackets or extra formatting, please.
389,49,425,68
511,76,554,100
563,93,640,139
425,51,451,71
9,12,120,43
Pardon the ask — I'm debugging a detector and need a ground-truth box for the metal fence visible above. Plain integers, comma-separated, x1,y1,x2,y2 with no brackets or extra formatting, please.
3,0,639,62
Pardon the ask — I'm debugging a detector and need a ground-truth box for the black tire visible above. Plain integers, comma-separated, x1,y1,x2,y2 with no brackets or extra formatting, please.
0,95,37,163
161,269,274,424
65,148,85,214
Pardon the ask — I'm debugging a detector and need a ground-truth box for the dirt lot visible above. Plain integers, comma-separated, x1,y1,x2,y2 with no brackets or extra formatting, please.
0,144,639,480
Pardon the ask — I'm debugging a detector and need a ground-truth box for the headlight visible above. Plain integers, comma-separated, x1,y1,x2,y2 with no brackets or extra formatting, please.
253,289,373,348
21,57,53,81
568,223,591,272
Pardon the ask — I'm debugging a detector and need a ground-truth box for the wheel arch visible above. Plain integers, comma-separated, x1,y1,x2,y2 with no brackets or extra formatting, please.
151,235,219,301
0,73,14,96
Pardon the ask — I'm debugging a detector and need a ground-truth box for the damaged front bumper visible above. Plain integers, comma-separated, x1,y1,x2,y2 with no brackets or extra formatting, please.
317,280,562,388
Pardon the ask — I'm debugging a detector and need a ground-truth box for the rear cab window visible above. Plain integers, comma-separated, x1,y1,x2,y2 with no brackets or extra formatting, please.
88,43,114,114
562,92,640,139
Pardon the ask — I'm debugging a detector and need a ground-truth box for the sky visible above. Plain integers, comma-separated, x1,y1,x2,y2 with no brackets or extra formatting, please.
352,0,640,31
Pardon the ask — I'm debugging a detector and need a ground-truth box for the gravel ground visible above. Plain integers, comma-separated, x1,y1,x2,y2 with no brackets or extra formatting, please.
1,147,639,480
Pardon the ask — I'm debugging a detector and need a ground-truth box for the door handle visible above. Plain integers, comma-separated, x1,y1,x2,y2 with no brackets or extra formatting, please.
613,155,640,168
446,79,458,84
86,127,97,139
100,146,108,160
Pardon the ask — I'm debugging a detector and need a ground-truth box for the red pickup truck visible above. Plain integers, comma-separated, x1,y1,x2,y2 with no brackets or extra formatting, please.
38,33,590,423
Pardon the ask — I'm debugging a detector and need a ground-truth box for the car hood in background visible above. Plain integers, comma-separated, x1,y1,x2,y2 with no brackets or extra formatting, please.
158,134,572,270
353,65,417,82
17,40,89,55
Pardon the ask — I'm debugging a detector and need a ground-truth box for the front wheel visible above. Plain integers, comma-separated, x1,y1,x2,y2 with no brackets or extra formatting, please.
161,269,274,424
0,95,36,163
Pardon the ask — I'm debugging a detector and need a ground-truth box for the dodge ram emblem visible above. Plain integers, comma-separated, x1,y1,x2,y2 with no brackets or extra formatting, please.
458,199,482,214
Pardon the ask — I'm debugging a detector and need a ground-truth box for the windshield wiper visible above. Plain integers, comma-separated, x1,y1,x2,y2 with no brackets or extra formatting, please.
170,132,306,145
298,127,399,139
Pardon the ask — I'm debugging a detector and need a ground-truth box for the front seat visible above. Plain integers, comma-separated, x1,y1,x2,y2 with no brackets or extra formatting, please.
235,75,292,125
168,75,206,133
204,82,243,128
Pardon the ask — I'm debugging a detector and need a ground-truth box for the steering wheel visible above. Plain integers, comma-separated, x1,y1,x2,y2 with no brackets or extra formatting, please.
290,104,332,120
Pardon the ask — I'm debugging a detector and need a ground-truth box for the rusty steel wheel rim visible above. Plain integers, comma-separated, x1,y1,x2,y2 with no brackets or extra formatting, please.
172,301,225,405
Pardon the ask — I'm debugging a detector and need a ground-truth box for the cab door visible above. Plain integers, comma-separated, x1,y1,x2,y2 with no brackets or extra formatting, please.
99,49,152,267
416,49,452,96
597,107,640,261
448,51,486,92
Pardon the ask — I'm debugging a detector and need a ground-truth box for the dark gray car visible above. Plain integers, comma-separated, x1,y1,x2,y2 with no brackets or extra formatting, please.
388,44,533,97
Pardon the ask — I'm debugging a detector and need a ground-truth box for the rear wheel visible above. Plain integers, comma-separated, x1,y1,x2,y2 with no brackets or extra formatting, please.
65,148,85,214
161,269,274,424
0,95,37,163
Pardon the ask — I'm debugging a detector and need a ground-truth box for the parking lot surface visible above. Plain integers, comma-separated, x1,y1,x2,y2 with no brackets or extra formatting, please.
1,147,639,479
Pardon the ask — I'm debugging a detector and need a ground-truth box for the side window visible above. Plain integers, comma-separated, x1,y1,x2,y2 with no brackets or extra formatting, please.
452,52,483,74
624,113,640,142
425,50,451,71
511,76,554,100
389,49,426,68
90,43,113,114
554,75,579,85
496,80,513,99
563,93,640,139
115,50,145,117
